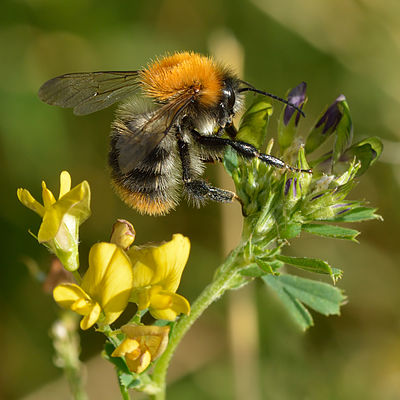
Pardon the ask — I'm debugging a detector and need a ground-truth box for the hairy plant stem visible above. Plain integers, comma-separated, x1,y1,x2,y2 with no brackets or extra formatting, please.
149,243,245,400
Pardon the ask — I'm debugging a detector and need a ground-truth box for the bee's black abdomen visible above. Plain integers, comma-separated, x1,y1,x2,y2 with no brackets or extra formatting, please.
109,120,181,215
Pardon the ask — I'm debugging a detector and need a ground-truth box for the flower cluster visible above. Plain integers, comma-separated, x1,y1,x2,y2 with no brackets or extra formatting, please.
223,83,381,329
18,175,191,373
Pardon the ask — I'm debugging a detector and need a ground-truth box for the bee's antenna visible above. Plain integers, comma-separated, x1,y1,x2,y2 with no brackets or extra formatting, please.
238,81,306,118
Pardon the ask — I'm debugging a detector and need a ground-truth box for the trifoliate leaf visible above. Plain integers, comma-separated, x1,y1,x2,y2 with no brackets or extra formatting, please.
264,274,346,330
263,275,314,330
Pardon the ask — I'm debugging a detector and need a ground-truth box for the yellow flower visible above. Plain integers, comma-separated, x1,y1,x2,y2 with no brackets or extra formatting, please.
111,324,170,373
127,234,191,321
53,242,133,330
17,171,90,271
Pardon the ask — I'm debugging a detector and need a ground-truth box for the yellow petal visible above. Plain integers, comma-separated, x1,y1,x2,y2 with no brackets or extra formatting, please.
38,181,91,243
150,292,190,321
121,325,170,360
150,234,190,292
127,234,190,292
42,181,56,208
148,288,173,310
126,349,151,374
59,171,71,198
80,302,101,330
53,283,90,308
111,338,140,358
130,288,152,310
38,207,64,243
53,181,91,222
82,242,133,325
17,188,45,217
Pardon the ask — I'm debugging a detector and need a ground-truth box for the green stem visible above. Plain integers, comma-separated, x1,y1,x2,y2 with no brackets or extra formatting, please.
64,365,88,400
149,244,245,399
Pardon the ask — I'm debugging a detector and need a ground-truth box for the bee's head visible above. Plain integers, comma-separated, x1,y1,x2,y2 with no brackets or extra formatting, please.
216,77,243,128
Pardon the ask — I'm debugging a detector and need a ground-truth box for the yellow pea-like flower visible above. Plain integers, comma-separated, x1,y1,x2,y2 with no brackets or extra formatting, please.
53,242,133,330
17,171,91,271
112,325,170,373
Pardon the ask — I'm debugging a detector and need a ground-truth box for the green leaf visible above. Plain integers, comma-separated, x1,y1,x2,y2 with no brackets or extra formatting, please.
302,223,360,241
223,147,239,175
279,222,302,239
263,275,314,330
236,98,273,149
264,274,346,330
343,136,383,176
119,373,141,389
240,263,267,277
275,254,333,276
328,206,382,222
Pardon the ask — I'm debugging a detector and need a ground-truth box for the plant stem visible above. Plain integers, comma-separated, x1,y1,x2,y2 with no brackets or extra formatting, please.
150,244,245,399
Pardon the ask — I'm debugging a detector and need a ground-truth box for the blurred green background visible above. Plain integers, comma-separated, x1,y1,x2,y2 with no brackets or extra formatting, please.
2,0,399,399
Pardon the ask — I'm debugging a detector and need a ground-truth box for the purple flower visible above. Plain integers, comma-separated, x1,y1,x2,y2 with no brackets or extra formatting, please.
283,82,307,126
315,95,346,134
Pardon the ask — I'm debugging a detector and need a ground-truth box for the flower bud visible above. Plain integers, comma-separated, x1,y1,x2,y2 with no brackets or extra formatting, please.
110,219,136,250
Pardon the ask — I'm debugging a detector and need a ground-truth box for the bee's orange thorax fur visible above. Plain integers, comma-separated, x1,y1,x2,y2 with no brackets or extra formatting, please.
140,52,224,107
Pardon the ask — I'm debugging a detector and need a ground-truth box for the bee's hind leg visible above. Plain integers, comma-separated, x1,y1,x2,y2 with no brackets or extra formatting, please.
184,180,237,207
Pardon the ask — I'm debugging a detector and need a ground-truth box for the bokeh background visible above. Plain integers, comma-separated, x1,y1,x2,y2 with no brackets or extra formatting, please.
2,0,399,399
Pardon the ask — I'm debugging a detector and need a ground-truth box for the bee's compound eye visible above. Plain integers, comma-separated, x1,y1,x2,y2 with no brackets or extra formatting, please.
222,87,236,111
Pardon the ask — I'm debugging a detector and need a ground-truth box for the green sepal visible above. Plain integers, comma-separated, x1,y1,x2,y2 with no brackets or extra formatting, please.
263,274,346,331
302,223,360,241
236,97,272,150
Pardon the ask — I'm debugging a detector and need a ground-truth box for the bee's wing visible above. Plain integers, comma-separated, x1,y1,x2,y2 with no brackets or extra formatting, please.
38,71,141,115
116,94,195,173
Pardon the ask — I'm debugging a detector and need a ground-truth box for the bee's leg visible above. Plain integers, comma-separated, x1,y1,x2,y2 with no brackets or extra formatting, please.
176,135,237,206
191,130,312,173
224,124,238,139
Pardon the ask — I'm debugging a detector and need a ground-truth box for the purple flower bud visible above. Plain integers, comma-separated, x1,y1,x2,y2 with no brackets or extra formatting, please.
315,95,346,134
285,178,300,198
311,193,324,201
331,202,352,209
284,178,293,196
284,82,307,126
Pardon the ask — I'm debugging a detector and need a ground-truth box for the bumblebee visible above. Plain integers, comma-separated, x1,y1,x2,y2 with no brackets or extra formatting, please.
39,51,310,215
